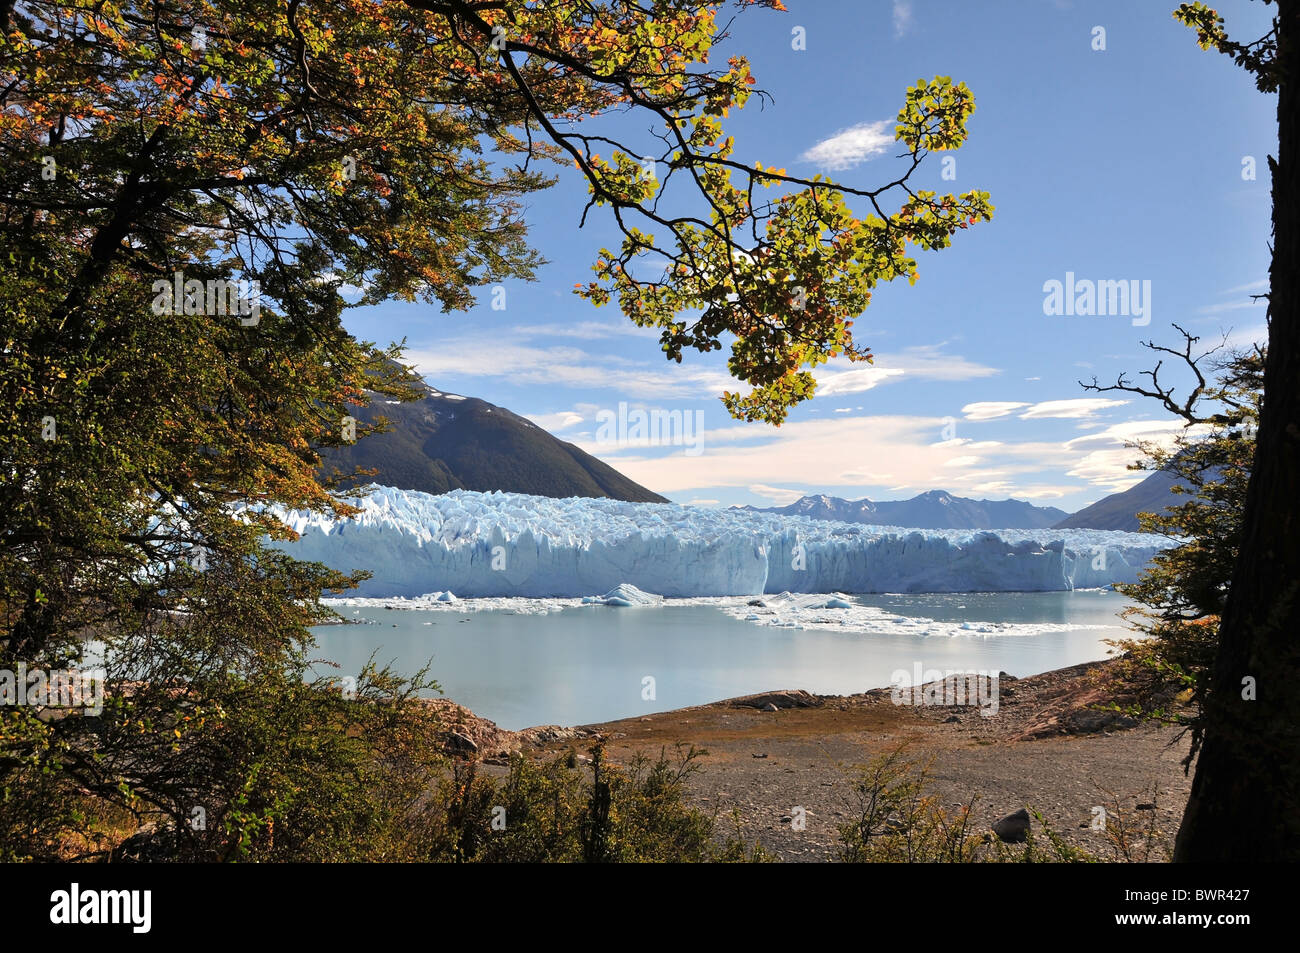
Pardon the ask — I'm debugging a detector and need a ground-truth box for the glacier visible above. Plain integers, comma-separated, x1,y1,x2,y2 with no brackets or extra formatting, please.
268,485,1172,598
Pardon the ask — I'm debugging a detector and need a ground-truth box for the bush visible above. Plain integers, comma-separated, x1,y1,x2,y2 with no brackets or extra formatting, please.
836,749,1170,863
423,742,767,863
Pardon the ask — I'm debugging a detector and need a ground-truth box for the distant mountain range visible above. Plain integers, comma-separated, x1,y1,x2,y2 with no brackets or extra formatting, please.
735,472,1200,533
319,378,666,503
735,491,1070,530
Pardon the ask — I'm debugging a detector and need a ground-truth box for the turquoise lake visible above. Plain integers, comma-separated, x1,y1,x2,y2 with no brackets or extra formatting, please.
310,590,1134,731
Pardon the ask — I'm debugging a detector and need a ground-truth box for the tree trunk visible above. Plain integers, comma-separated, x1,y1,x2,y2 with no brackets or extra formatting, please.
1174,0,1300,861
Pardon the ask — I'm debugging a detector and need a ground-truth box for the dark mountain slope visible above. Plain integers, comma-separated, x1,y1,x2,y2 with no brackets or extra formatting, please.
1052,467,1185,532
321,382,667,503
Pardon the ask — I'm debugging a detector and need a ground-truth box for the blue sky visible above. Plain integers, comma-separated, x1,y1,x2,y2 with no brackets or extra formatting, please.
346,0,1275,512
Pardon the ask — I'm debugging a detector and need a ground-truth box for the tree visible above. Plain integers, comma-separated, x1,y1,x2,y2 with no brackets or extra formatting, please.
1,1,990,857
1082,329,1262,754
1168,1,1300,861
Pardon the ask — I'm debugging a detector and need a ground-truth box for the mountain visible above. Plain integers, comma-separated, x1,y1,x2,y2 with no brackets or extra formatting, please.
320,380,667,503
750,494,880,523
1052,467,1185,532
736,491,1069,530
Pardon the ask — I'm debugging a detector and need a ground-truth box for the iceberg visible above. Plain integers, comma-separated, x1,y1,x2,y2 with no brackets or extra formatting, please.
269,485,1171,598
581,583,664,607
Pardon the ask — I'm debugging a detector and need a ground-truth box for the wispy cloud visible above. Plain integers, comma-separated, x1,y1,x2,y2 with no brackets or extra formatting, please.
523,410,588,432
582,414,1079,497
962,401,1030,421
404,338,734,399
511,320,657,341
893,0,913,38
815,346,999,396
587,400,1198,502
1061,419,1208,491
1198,300,1266,315
1224,278,1268,294
1018,398,1128,419
800,120,894,171
815,366,906,395
1219,324,1269,351
748,484,807,505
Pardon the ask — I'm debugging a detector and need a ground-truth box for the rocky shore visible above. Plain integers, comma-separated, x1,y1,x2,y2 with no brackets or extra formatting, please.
427,658,1192,861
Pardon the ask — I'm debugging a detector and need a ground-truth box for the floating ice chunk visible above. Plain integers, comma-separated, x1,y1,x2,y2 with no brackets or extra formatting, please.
581,583,664,607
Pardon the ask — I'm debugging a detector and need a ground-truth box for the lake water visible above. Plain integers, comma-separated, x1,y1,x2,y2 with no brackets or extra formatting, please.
310,590,1134,731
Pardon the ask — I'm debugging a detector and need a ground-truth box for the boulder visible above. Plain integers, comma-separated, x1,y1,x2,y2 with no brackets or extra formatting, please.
992,808,1031,843
729,690,823,710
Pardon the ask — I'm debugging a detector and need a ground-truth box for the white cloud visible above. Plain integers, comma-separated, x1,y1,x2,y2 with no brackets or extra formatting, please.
800,120,894,171
585,400,1214,506
1019,398,1128,419
1198,300,1266,315
893,0,913,37
838,470,895,483
511,320,657,340
747,484,806,505
524,410,586,432
1017,487,1072,500
585,414,1079,498
1063,418,1203,448
1061,419,1209,491
962,401,1030,421
1219,324,1269,351
1062,451,1150,492
815,346,998,396
403,339,735,399
815,366,906,395
880,345,1001,380
402,332,1190,507
1224,279,1268,294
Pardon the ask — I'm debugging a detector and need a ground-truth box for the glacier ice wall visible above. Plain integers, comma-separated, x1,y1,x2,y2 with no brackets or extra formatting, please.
268,486,1171,598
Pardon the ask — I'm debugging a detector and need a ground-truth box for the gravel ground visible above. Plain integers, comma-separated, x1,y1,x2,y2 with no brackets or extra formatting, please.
448,659,1193,862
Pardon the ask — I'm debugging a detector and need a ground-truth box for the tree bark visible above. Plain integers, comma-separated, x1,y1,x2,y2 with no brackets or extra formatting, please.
1174,0,1300,861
